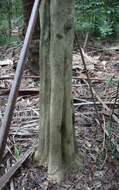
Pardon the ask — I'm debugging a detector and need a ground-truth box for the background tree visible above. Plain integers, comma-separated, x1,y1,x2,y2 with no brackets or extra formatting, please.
22,0,40,73
34,0,83,182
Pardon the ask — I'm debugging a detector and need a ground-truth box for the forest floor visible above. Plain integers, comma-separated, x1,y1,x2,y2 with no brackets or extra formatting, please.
0,40,119,190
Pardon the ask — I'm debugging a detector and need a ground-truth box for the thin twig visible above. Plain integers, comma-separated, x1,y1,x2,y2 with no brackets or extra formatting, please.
74,101,119,107
83,32,89,49
111,81,119,120
101,147,107,169
84,79,119,124
102,115,106,151
0,75,40,80
74,32,102,128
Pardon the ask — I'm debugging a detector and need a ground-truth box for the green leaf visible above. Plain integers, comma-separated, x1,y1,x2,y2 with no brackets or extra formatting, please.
114,152,119,159
14,145,20,160
107,77,113,83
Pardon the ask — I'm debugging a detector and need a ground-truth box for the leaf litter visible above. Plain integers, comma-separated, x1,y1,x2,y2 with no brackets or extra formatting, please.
0,42,119,189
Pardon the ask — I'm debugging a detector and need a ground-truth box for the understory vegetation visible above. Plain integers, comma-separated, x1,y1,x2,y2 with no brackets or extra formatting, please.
0,0,119,44
0,0,23,44
75,0,119,39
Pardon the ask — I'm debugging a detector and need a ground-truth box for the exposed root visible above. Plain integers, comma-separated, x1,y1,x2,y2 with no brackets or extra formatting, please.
34,150,47,167
34,150,39,162
48,168,64,183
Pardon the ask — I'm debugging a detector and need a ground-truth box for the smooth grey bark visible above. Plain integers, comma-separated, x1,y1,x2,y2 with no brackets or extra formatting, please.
35,0,83,181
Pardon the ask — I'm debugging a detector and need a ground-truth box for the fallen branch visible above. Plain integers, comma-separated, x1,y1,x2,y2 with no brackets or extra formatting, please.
1,75,119,82
0,75,40,80
73,76,106,81
74,101,119,107
3,145,14,159
0,88,39,96
83,79,119,124
0,148,34,189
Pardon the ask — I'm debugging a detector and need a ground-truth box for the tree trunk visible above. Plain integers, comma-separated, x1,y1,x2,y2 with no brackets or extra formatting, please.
7,0,12,38
35,0,83,182
22,0,40,73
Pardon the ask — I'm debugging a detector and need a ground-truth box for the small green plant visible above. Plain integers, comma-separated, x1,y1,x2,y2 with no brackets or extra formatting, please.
106,121,119,135
107,77,113,83
98,150,105,162
14,145,20,160
106,121,119,129
114,151,119,160
98,21,113,38
106,121,119,167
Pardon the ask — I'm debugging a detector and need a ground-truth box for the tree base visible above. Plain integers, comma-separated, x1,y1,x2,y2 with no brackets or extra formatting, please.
34,150,48,167
34,150,84,182
48,169,64,183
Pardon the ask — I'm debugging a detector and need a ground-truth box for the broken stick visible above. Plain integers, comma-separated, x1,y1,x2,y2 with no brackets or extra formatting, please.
0,148,34,189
